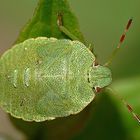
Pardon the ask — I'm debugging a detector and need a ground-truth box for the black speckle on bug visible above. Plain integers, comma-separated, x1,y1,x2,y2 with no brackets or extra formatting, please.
87,71,90,83
20,98,26,107
20,100,24,106
87,77,90,83
36,59,42,65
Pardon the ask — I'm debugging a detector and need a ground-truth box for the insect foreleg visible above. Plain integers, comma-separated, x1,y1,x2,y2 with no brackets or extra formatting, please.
57,13,79,41
88,43,95,53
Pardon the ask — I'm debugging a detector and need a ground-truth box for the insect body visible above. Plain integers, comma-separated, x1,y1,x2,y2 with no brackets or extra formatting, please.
0,37,112,121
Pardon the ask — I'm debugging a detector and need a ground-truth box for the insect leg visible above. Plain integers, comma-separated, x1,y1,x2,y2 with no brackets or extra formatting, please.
57,13,79,41
106,87,140,124
104,18,133,66
88,43,95,53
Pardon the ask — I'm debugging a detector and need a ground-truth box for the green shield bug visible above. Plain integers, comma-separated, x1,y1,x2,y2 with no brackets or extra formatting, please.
0,14,139,123
0,37,112,121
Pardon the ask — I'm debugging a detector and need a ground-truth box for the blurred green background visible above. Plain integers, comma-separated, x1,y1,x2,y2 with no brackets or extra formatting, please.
0,0,140,140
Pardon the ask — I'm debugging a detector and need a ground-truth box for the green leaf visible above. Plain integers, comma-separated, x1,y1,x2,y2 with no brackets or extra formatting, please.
15,0,85,44
10,116,48,140
10,106,92,140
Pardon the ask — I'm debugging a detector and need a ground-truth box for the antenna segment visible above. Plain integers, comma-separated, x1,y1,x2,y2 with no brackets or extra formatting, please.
104,19,133,66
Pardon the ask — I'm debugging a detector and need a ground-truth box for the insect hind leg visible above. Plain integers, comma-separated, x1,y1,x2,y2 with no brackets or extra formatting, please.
106,87,140,124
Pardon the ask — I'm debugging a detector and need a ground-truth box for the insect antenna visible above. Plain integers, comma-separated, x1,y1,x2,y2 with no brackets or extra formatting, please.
106,88,140,124
104,18,133,66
